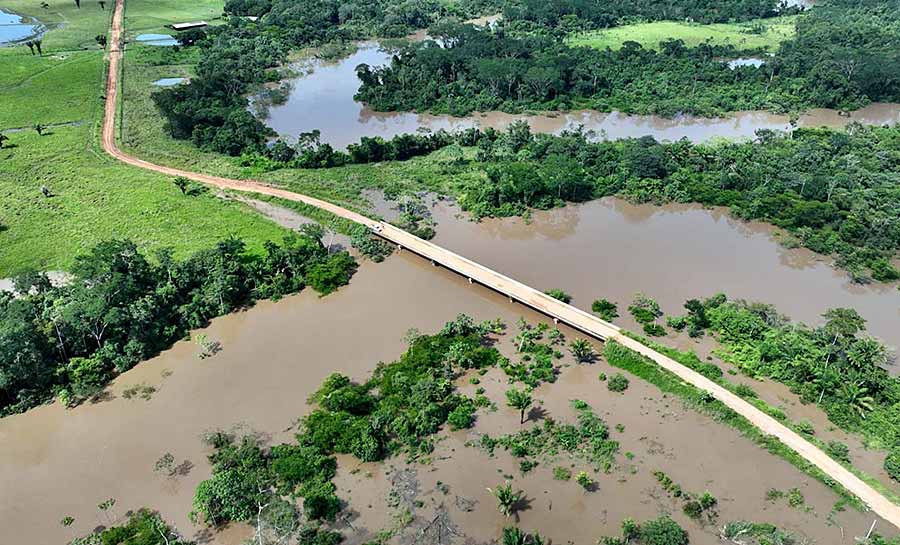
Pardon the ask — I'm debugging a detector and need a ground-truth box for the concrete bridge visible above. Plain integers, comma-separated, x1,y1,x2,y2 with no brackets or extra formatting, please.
102,0,900,530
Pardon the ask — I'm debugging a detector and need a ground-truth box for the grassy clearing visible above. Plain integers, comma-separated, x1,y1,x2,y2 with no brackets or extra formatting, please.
0,0,289,276
567,17,797,52
0,124,287,275
0,50,104,128
123,0,225,39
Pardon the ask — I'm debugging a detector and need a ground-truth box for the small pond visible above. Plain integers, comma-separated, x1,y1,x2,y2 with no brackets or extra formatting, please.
151,77,186,86
135,33,178,46
0,9,42,45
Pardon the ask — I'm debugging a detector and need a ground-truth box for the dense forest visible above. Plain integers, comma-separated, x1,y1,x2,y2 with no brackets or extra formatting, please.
0,233,357,416
499,0,791,33
356,1,900,117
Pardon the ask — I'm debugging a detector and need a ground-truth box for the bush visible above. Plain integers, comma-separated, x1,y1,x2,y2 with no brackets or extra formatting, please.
682,500,703,519
447,400,477,430
885,450,900,482
608,373,630,393
575,471,594,490
734,383,757,398
826,441,850,463
553,466,572,481
639,516,689,545
544,289,572,303
795,420,815,436
598,373,607,381
643,323,667,337
592,299,619,321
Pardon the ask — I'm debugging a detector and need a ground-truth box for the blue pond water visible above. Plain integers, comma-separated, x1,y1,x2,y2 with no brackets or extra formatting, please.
0,9,41,45
152,77,186,86
135,33,178,46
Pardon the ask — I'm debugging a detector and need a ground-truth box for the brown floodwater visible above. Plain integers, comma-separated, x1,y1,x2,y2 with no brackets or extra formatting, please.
3,252,895,544
256,42,900,150
406,196,900,353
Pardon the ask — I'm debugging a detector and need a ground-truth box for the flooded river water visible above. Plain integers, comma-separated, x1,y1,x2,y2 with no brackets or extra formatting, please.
417,196,900,353
258,43,900,149
1,253,895,544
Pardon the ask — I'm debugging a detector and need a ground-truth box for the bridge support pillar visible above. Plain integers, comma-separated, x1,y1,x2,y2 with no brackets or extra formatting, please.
431,260,436,267
468,278,473,284
553,317,559,324
508,295,513,303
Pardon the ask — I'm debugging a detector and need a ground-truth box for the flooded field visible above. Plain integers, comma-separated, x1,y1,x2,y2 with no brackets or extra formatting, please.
2,253,893,544
257,42,900,150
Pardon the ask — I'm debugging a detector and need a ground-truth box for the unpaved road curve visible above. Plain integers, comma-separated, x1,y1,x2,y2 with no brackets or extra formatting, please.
102,0,900,530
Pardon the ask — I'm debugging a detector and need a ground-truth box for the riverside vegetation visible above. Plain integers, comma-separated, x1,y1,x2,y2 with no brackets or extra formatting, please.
0,230,358,416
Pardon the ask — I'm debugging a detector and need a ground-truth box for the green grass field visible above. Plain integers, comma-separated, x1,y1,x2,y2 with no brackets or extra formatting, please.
0,0,289,276
566,16,797,52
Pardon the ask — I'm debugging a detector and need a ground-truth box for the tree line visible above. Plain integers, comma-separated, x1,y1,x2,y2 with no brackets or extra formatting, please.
500,0,794,34
0,233,357,416
356,1,900,118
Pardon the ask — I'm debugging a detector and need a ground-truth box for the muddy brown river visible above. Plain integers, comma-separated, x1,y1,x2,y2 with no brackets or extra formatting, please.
2,251,897,544
406,196,900,354
256,43,900,150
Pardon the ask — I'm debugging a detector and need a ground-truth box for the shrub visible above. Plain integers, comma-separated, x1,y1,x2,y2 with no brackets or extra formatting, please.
826,441,850,463
592,299,619,321
734,383,757,398
544,289,572,303
608,373,630,393
643,323,667,337
553,466,572,481
639,516,689,545
447,400,477,430
795,420,815,436
787,488,805,508
575,471,594,490
885,450,900,482
598,373,607,381
682,500,703,519
699,491,717,510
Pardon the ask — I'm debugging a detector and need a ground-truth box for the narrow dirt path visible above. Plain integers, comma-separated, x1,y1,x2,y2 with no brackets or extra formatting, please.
102,0,900,530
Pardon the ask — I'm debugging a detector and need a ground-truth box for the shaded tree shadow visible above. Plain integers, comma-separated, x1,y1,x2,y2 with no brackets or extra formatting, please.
526,405,548,423
511,496,534,522
174,459,194,477
89,390,116,404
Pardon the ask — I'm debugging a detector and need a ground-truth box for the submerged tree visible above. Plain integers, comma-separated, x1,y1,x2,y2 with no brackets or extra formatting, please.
488,483,524,518
505,388,533,424
568,338,594,363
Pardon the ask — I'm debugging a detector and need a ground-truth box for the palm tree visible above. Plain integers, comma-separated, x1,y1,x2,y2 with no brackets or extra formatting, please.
838,380,875,419
488,483,524,518
501,526,545,545
568,338,594,363
505,388,533,424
